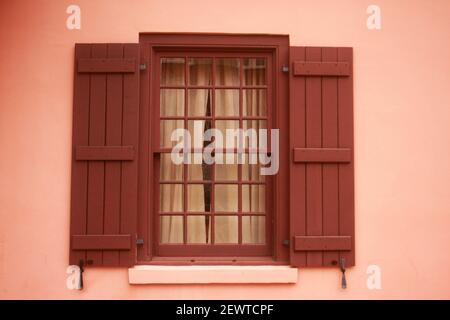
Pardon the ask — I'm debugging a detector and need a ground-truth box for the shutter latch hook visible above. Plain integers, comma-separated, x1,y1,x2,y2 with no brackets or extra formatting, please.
78,260,84,290
339,257,347,289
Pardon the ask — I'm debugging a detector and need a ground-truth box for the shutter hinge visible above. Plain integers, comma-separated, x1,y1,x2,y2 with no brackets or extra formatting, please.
282,239,290,247
136,239,144,245
282,65,289,73
139,63,147,71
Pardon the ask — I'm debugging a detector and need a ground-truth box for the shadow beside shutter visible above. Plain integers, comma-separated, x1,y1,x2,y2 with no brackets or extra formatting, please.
70,43,139,267
289,47,355,267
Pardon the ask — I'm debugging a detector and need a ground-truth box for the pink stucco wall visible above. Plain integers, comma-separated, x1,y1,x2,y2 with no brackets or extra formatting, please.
1,0,450,299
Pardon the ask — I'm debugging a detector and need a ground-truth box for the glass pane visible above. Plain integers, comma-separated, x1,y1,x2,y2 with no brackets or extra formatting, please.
215,120,240,152
187,158,212,181
243,119,267,130
160,120,184,148
242,216,265,244
189,58,212,86
188,89,212,117
160,216,183,244
187,184,211,212
243,89,266,117
215,184,238,212
216,58,240,86
187,215,211,244
243,120,267,149
160,89,184,117
214,216,238,244
215,120,240,131
160,153,183,181
187,119,211,150
160,184,183,212
242,154,264,181
242,185,265,212
215,163,237,181
160,58,185,86
243,58,266,86
215,89,239,117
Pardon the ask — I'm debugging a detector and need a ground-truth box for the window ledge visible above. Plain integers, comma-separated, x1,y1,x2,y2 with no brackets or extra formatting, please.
128,265,298,284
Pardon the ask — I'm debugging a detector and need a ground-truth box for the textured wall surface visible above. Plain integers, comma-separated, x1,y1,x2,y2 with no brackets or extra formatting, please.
1,0,450,299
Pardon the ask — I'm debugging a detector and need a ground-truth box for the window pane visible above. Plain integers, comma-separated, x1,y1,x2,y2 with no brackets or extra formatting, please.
215,120,240,131
243,58,266,86
215,120,239,152
242,185,265,212
188,89,212,117
189,58,212,86
160,89,184,117
242,216,265,244
242,154,264,181
187,119,212,150
160,184,183,212
215,89,239,117
243,120,267,149
160,216,183,244
187,159,212,181
214,216,238,244
160,154,183,181
215,184,238,212
215,163,237,181
216,58,240,86
243,119,267,130
187,216,211,244
160,120,184,148
160,58,185,86
243,89,266,117
187,184,211,212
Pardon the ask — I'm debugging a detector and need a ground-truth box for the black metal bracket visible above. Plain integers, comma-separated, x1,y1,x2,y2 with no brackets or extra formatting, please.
77,259,93,290
339,257,347,289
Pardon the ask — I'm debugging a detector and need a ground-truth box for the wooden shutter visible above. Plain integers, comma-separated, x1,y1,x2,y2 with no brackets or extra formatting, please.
70,44,140,267
289,47,355,267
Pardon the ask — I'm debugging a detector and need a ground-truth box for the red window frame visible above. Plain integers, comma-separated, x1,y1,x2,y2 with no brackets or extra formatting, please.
137,33,290,265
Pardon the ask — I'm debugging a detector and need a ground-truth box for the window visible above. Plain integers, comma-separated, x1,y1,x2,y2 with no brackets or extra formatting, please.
156,53,272,257
143,34,290,262
69,34,354,269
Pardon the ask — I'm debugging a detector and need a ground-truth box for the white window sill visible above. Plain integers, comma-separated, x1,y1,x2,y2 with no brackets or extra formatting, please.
128,265,298,284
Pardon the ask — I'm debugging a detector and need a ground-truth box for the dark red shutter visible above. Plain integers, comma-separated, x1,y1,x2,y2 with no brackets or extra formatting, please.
70,43,140,267
289,47,355,267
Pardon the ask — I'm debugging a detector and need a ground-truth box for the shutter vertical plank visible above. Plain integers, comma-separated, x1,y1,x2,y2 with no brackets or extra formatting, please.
120,44,139,266
338,48,355,266
69,44,91,265
289,47,307,267
321,47,340,266
305,47,323,267
102,44,124,266
86,44,108,265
